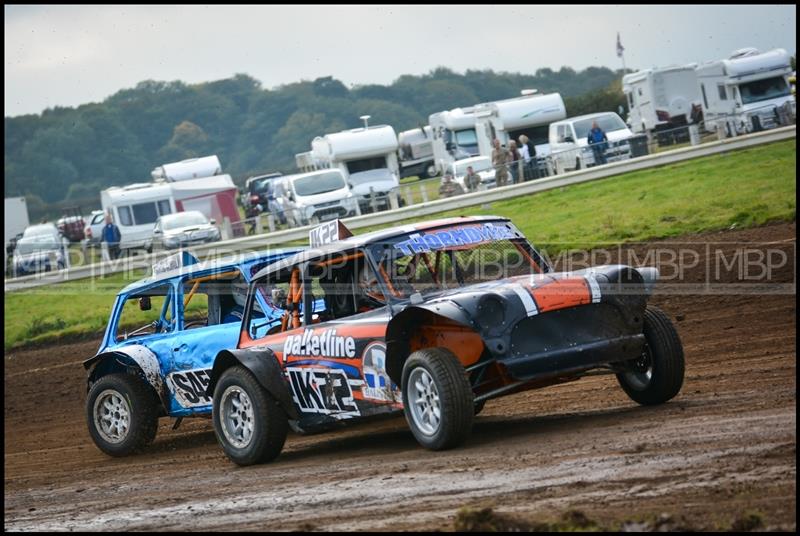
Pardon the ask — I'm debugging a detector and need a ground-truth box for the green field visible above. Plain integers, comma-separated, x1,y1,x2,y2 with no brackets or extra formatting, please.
4,139,795,351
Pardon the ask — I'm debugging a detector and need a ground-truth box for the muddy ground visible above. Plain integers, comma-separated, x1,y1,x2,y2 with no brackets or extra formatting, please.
4,223,796,531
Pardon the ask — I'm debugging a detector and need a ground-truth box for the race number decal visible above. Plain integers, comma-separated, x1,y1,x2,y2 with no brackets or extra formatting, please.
286,367,361,419
166,368,213,408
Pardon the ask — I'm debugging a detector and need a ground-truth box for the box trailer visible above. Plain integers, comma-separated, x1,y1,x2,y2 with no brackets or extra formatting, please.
5,196,30,268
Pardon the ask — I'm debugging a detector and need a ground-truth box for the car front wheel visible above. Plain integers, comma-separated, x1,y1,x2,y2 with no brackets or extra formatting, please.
213,366,288,466
616,306,685,405
401,347,474,450
86,373,159,456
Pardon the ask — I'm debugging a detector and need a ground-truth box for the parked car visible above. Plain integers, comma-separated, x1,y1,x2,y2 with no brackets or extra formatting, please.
448,156,497,190
243,173,284,227
12,223,69,276
279,169,359,227
83,248,302,457
205,216,685,466
83,210,107,246
146,210,221,252
549,112,634,174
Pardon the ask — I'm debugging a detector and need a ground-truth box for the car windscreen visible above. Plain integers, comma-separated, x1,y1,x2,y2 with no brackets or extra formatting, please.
370,223,547,299
573,115,628,139
16,237,60,255
454,158,491,176
23,225,57,238
739,76,790,105
251,177,275,195
161,212,209,230
293,172,346,197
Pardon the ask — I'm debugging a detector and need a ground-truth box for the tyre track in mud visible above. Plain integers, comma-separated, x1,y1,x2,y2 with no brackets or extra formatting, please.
4,222,795,531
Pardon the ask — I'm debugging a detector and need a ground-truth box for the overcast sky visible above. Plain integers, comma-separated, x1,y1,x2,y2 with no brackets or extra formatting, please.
4,4,796,117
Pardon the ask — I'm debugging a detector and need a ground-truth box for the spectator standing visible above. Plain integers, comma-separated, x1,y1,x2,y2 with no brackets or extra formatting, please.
463,165,481,193
587,120,609,165
518,135,532,181
508,140,522,184
491,139,510,187
102,212,122,260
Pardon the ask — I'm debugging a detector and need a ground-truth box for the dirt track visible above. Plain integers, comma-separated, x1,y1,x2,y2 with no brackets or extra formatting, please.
4,223,796,531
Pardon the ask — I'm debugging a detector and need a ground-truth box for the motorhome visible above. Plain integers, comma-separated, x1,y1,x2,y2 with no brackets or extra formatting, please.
397,126,436,179
473,91,566,175
150,155,222,182
101,175,241,252
430,91,566,178
695,48,795,135
429,106,481,176
622,65,702,140
295,118,401,213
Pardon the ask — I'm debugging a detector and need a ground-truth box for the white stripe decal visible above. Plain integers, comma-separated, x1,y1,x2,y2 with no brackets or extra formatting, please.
513,285,538,316
585,275,602,303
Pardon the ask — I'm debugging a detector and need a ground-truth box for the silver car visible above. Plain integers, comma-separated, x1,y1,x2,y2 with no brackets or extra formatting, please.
12,223,69,276
147,211,221,252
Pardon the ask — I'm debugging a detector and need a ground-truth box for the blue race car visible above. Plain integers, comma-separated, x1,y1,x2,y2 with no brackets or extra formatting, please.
83,249,300,457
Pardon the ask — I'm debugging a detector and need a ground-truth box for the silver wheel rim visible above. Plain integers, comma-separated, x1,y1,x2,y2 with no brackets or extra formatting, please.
623,344,654,391
220,386,255,449
408,367,441,436
94,389,131,444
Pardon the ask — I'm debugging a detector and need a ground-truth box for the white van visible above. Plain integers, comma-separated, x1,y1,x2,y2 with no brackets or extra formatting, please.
280,169,359,227
548,112,634,174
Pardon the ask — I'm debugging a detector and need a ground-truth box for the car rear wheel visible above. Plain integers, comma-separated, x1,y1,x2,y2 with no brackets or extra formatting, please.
86,373,159,457
402,347,474,450
616,306,685,405
213,366,288,466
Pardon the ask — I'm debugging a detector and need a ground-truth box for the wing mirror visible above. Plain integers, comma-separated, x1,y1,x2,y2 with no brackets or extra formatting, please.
139,296,152,311
564,136,574,143
210,219,216,225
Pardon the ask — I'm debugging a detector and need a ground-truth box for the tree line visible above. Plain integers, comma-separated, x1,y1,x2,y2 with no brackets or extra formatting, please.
5,66,627,218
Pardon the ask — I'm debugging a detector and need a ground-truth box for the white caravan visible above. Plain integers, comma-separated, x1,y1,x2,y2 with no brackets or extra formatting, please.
695,48,795,135
101,175,241,252
397,126,436,179
474,92,567,160
623,65,702,135
296,120,401,213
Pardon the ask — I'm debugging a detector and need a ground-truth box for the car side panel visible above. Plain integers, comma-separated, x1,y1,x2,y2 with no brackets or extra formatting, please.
163,322,243,416
240,312,402,428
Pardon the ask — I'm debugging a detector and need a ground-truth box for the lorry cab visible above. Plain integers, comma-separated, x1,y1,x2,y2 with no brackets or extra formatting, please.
549,112,634,174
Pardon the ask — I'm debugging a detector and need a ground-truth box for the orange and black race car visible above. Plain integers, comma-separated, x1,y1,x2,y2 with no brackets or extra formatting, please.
205,216,684,465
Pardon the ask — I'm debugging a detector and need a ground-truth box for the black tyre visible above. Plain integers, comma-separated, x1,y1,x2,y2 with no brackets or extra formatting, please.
86,373,159,457
212,366,288,466
401,347,474,450
616,306,685,405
